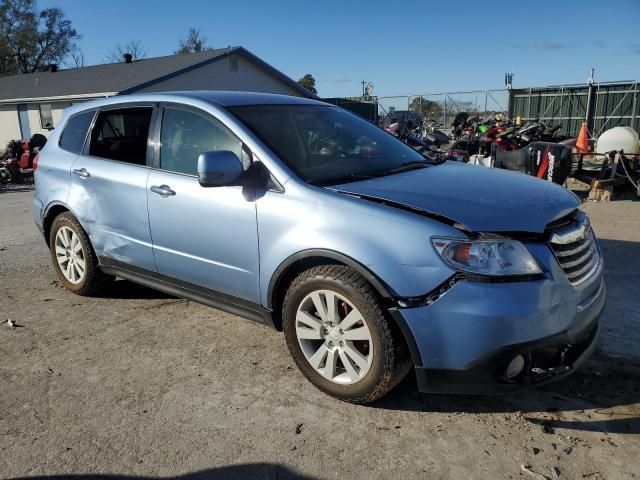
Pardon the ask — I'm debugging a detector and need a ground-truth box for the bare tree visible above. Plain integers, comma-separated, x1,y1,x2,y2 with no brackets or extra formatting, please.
67,43,84,67
106,40,145,63
175,28,212,54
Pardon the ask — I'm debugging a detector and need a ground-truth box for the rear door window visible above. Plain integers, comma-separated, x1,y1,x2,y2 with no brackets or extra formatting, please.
89,107,153,165
59,110,95,154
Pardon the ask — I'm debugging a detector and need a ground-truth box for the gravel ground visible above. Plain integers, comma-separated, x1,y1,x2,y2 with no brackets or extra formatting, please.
0,187,638,480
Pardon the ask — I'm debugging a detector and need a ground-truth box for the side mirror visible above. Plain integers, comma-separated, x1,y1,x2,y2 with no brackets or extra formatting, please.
197,150,243,187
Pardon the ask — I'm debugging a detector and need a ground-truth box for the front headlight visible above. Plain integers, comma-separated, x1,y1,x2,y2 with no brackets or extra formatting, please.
431,237,542,277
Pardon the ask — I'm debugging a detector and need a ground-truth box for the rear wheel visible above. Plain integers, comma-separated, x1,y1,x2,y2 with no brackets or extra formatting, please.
283,265,410,404
49,212,107,296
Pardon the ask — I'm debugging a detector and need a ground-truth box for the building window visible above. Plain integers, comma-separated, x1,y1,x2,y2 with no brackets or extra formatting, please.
39,104,54,129
230,55,238,72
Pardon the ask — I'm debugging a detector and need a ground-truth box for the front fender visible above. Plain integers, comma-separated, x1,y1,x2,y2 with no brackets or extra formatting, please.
257,186,461,308
267,248,397,307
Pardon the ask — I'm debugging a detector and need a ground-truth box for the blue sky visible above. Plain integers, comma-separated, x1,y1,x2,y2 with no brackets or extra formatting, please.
42,0,640,98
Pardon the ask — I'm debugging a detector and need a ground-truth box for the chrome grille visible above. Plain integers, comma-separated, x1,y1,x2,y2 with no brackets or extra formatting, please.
548,213,600,285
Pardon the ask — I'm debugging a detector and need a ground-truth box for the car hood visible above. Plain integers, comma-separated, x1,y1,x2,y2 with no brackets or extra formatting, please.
331,161,579,233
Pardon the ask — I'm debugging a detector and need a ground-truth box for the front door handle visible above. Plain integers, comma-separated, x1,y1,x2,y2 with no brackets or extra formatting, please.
72,168,90,178
150,185,176,197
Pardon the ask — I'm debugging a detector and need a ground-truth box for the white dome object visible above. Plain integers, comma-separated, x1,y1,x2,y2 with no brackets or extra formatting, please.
595,126,639,155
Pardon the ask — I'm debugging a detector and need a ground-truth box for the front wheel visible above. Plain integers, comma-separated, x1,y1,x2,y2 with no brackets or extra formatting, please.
283,265,410,404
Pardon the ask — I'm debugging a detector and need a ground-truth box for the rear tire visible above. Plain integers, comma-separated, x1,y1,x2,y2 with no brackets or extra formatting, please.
283,265,411,404
49,212,107,296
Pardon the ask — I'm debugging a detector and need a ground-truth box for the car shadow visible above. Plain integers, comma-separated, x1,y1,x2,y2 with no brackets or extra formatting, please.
593,238,640,359
10,463,317,480
373,236,640,435
0,185,34,194
373,352,639,435
372,239,640,435
569,186,640,202
95,278,175,300
81,237,640,437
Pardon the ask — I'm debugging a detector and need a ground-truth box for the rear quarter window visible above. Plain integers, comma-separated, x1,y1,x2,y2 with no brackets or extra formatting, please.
59,110,95,154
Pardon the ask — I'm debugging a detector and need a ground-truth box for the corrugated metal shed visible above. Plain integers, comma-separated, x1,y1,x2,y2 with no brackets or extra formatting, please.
508,81,639,137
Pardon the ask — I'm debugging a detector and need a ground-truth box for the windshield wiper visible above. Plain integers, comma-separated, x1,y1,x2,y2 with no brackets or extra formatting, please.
383,160,431,175
308,173,379,186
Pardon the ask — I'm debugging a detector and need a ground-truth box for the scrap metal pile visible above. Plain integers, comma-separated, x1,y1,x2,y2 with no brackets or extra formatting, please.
381,112,640,196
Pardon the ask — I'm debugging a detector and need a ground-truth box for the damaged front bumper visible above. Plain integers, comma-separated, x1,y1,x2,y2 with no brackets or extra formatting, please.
410,307,600,394
390,244,605,394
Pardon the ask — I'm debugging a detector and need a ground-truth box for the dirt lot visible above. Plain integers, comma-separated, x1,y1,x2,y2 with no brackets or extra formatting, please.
1,187,639,480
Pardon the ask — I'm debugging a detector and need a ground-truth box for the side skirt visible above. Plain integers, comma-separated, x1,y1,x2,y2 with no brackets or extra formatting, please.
98,257,275,328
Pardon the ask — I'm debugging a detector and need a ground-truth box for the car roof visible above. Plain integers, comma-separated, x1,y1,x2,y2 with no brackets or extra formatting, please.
86,91,326,109
59,90,330,119
168,90,328,107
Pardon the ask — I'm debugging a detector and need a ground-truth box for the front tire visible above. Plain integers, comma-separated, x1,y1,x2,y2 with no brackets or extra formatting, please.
283,265,410,404
49,212,106,296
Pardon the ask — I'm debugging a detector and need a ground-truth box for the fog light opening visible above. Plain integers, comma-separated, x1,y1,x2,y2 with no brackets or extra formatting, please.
505,355,526,380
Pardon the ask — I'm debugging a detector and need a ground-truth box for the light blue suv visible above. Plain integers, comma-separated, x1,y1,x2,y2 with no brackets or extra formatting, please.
33,92,605,403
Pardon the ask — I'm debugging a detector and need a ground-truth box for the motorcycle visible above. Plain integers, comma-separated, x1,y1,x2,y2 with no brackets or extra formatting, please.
514,121,569,144
421,121,450,147
0,134,46,183
385,119,468,163
452,114,573,184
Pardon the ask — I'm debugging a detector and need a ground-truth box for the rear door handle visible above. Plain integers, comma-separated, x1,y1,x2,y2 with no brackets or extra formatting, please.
72,168,90,178
150,185,176,197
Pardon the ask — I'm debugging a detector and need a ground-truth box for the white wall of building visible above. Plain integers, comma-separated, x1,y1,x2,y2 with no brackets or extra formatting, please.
0,105,22,151
136,55,303,96
0,101,74,153
51,102,73,126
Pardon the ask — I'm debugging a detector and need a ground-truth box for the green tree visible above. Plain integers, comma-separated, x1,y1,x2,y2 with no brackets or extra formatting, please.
409,96,441,121
175,28,212,54
297,74,317,95
0,0,79,76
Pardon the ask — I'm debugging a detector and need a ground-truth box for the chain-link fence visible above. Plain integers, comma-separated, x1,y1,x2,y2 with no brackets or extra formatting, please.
376,90,509,128
332,81,639,139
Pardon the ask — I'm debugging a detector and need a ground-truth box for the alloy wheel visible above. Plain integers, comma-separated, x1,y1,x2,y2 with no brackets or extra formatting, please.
54,226,86,285
295,289,373,384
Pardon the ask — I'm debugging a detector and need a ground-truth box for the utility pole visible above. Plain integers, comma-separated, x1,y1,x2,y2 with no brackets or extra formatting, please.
585,68,596,134
361,80,366,98
505,73,514,117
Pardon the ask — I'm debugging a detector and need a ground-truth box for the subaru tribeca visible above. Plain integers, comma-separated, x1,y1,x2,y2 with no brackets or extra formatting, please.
33,92,605,403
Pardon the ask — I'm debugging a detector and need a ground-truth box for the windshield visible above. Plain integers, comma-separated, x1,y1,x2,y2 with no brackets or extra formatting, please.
227,104,429,185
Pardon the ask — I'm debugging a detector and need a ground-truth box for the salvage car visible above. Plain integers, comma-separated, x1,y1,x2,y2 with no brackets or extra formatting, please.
33,92,605,403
